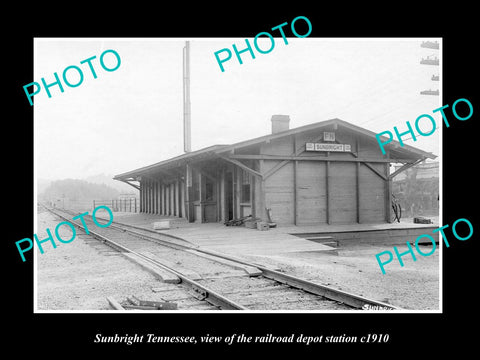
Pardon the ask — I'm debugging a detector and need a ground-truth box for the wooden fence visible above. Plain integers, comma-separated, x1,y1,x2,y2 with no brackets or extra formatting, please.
93,198,138,213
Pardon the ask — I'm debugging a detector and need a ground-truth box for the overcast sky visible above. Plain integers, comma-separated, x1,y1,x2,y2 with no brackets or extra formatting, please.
34,37,441,180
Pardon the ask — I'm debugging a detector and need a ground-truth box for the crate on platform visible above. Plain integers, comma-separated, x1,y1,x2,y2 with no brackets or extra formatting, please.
413,217,432,224
244,220,257,229
257,221,269,231
153,220,170,230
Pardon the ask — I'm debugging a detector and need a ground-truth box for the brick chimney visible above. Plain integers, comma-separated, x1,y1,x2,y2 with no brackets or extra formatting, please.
271,115,290,134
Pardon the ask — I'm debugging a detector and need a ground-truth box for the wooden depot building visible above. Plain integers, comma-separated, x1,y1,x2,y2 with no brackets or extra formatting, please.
114,116,436,226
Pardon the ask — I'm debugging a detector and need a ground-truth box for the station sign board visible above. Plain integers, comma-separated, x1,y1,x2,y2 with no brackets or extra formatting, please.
305,143,352,152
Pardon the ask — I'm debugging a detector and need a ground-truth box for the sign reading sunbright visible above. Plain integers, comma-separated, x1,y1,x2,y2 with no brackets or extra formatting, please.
305,143,351,152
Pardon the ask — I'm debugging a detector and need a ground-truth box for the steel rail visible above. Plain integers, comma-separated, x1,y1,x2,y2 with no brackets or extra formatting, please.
103,216,400,310
45,206,247,310
188,249,399,310
45,206,400,310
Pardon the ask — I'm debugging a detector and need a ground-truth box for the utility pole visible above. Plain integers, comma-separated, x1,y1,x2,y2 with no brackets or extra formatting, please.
183,41,194,222
420,40,439,95
421,41,439,49
183,41,192,152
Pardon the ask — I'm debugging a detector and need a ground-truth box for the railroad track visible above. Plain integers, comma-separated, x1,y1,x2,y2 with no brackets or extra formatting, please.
43,206,400,311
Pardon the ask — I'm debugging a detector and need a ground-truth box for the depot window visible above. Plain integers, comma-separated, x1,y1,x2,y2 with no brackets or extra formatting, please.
205,177,215,202
193,173,200,201
241,170,251,203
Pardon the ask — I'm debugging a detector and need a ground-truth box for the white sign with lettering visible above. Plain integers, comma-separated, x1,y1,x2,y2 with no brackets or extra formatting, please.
306,143,351,152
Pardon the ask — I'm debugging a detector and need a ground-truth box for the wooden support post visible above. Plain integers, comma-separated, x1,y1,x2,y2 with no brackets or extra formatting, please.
156,182,160,214
157,181,160,215
141,181,144,213
159,183,162,215
172,183,176,216
142,181,145,213
148,180,151,214
294,160,298,225
158,184,161,215
250,171,255,219
163,183,166,215
233,167,238,220
217,168,222,221
385,153,392,223
356,139,360,223
166,184,169,216
152,181,156,214
163,184,166,215
326,161,330,224
150,180,153,214
175,180,179,216
178,180,182,218
155,181,160,214
163,185,168,216
171,182,174,216
356,162,360,224
180,179,184,219
145,179,148,213
386,176,392,223
174,182,177,217
186,164,195,223
160,183,162,215
160,184,164,215
259,160,267,221
293,136,298,225
147,179,150,214
199,172,204,221
170,182,176,216
134,197,137,213
184,165,190,221
177,180,181,217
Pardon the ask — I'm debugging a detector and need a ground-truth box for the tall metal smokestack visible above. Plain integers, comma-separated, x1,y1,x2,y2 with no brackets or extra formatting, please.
183,41,192,153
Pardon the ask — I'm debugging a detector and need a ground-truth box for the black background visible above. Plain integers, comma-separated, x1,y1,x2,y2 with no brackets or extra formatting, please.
5,4,478,356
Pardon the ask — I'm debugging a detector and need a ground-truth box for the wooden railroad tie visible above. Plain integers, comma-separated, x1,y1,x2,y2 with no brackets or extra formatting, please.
106,295,178,310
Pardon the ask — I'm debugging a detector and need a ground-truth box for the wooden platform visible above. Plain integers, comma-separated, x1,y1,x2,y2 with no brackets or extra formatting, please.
102,213,439,257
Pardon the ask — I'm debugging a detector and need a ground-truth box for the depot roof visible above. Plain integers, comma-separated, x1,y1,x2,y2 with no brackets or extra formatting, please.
114,118,436,181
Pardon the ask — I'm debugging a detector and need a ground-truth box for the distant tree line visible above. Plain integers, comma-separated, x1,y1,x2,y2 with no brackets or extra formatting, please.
40,179,120,201
393,167,439,217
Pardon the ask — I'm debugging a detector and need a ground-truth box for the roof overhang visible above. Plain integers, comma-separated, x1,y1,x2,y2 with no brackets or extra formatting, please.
114,118,436,181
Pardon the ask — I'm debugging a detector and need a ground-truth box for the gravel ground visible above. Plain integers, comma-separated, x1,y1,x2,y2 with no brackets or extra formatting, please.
35,211,194,311
243,243,440,310
36,209,440,311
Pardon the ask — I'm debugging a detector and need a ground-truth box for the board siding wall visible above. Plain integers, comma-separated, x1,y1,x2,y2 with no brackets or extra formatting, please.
359,163,386,223
297,161,327,225
264,161,295,224
329,162,357,224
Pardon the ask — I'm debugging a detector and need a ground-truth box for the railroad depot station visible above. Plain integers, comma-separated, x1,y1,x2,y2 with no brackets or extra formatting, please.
114,116,436,228
37,116,442,312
